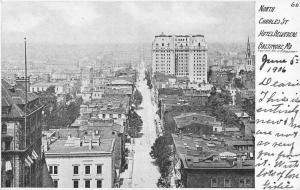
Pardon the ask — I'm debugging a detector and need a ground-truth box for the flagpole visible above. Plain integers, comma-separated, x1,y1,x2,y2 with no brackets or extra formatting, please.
24,37,28,148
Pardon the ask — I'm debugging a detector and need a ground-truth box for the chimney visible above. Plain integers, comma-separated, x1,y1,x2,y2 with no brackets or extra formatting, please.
196,145,203,152
89,139,92,150
237,157,242,168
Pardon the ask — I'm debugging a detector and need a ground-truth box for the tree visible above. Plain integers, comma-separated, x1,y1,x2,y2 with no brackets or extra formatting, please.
242,98,255,119
206,89,241,127
127,110,143,137
145,70,153,89
38,87,58,130
134,90,143,108
150,136,173,186
234,78,244,89
147,79,153,89
46,85,56,94
65,93,72,102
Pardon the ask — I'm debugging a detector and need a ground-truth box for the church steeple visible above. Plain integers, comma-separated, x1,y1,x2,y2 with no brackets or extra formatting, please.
246,36,251,58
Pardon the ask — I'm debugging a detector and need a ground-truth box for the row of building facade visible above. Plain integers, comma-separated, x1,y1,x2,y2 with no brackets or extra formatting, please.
1,64,136,188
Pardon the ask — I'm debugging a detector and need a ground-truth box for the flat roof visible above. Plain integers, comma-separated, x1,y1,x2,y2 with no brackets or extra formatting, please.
46,138,115,155
172,134,254,169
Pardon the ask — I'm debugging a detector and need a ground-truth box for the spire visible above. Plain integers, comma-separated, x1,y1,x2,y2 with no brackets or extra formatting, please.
246,36,251,58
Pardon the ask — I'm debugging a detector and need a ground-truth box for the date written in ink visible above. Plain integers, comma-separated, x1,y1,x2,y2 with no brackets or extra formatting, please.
259,54,299,73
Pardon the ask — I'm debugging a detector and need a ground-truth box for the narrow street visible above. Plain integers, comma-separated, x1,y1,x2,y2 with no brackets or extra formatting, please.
132,62,160,188
120,61,160,188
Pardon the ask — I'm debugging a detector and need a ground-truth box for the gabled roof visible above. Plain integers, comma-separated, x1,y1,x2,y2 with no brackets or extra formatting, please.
2,79,40,118
1,80,14,107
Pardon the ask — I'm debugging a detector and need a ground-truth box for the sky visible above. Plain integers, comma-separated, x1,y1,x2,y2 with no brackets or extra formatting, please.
2,1,255,44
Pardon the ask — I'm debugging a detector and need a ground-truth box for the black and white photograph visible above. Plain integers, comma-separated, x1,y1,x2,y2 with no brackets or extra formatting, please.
1,1,255,188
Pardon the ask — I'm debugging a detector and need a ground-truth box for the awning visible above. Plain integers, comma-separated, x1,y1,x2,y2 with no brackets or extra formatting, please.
25,158,31,167
27,155,34,164
5,161,12,171
32,150,39,160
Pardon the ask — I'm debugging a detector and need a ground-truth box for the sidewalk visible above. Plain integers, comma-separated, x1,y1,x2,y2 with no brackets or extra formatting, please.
120,143,135,188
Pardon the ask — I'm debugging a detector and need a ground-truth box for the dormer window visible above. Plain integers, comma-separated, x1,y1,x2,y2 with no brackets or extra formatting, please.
2,123,7,134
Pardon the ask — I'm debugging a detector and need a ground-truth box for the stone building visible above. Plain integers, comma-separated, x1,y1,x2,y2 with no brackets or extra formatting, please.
1,79,53,187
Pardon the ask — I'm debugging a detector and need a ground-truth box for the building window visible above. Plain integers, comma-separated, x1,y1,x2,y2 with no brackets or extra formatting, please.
211,178,217,188
239,178,245,187
97,165,102,174
85,180,90,188
4,141,10,150
224,179,231,187
5,179,11,187
118,114,121,118
73,165,79,175
73,180,79,188
53,180,58,188
97,180,102,188
102,114,105,118
54,166,58,174
85,165,90,174
246,178,251,187
2,123,7,134
49,165,58,174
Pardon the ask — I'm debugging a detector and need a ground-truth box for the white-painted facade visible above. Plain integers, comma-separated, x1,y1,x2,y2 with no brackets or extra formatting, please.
46,154,114,188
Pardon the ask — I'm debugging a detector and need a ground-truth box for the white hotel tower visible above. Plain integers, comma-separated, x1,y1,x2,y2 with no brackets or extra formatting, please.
152,33,208,83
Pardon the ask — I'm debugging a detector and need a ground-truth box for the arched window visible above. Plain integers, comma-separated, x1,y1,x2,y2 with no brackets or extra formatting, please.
2,123,7,134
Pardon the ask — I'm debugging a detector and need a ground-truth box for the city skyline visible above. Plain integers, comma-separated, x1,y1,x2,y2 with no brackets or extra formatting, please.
2,1,254,45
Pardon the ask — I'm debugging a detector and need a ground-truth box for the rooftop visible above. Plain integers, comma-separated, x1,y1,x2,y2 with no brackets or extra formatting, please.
2,79,41,118
172,134,254,169
110,79,133,85
30,81,67,87
46,138,115,155
173,112,220,129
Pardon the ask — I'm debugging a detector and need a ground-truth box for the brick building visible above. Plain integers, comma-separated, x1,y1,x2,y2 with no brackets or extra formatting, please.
171,134,255,188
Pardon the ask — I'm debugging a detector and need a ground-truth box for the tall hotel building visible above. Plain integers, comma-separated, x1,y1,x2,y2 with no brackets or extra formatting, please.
152,33,208,83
